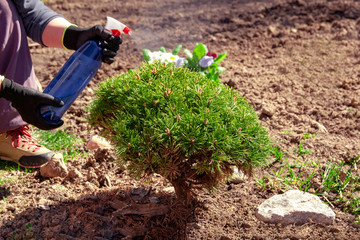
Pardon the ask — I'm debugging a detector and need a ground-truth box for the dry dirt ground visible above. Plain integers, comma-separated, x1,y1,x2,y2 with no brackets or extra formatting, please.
1,0,360,239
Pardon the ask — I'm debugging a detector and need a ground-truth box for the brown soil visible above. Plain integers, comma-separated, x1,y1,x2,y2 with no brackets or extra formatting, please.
1,0,360,239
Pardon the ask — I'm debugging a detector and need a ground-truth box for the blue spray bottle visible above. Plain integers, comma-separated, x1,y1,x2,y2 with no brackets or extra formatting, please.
40,17,131,124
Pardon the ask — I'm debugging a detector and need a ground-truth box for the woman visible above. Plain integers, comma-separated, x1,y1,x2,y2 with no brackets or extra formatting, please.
0,0,121,168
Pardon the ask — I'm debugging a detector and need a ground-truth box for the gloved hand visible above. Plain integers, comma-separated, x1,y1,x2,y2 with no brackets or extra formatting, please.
0,77,64,130
63,25,122,64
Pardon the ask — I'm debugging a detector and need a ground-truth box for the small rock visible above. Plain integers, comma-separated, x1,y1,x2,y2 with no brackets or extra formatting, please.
229,166,245,184
268,25,280,37
40,153,68,178
162,187,175,194
87,135,112,150
255,190,335,225
38,198,51,211
261,104,276,117
38,204,50,211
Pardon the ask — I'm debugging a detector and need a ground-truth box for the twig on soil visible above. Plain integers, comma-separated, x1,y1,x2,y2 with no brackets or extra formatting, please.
32,196,37,207
322,195,335,208
113,203,169,217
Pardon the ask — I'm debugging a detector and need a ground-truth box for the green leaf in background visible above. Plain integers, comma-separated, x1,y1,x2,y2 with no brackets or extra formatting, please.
172,44,182,55
183,48,193,58
142,49,151,62
192,43,207,62
209,62,219,70
159,46,166,53
214,52,227,63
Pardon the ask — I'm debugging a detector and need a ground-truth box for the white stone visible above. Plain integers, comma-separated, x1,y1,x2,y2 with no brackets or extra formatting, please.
229,166,245,184
255,190,335,225
86,135,112,150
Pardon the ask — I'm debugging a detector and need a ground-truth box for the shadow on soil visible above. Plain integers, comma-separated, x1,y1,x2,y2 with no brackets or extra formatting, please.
1,186,198,240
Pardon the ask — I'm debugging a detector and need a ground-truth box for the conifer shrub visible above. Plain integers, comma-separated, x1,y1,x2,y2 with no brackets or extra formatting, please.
88,61,272,203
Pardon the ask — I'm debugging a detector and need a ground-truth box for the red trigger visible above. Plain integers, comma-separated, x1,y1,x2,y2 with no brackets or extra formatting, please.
111,29,121,37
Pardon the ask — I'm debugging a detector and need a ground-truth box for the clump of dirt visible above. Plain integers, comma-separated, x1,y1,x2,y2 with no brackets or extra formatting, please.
1,0,360,239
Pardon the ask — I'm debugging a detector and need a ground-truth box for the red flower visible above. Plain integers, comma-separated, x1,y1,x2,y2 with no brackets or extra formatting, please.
206,52,217,59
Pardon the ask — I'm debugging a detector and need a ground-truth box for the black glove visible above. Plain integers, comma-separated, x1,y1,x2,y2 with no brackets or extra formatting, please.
0,77,64,130
63,25,122,64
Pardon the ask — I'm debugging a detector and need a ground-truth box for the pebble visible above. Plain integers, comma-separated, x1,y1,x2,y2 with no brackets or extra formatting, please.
40,153,68,178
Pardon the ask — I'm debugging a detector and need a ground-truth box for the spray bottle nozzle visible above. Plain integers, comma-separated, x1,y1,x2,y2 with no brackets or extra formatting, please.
105,16,131,37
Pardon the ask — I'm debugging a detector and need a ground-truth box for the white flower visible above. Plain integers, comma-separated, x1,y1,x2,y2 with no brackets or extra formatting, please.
148,51,184,66
199,56,214,68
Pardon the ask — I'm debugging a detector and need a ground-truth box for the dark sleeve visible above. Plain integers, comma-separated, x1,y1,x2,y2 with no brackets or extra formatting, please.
12,0,64,45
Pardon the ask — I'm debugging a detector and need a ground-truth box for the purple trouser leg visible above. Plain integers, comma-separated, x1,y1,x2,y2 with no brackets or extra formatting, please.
0,0,40,133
